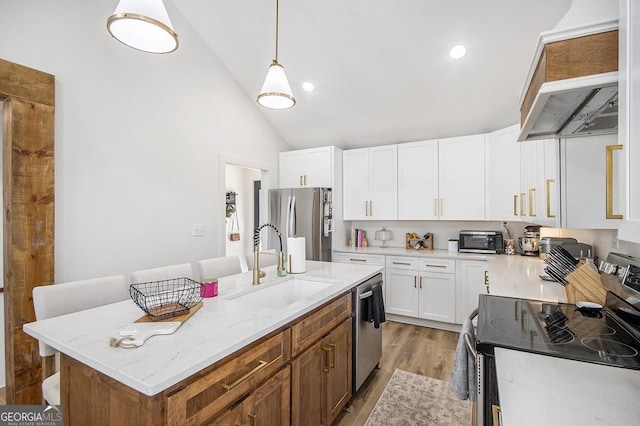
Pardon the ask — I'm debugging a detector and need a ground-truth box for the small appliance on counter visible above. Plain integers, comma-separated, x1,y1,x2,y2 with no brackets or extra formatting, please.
458,230,503,254
539,237,593,260
518,225,540,256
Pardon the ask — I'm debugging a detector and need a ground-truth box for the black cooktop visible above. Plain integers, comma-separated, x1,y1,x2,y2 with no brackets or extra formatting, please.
476,293,640,370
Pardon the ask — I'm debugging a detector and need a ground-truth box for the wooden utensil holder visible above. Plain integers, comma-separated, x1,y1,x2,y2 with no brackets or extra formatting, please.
564,264,607,305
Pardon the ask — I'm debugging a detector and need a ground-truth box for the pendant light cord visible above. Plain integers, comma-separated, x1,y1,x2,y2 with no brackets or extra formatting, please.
274,0,280,62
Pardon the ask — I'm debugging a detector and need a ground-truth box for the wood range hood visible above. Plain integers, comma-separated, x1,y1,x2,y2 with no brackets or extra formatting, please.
518,5,619,142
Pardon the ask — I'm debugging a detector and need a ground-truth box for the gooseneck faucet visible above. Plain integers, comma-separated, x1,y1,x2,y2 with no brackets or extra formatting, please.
252,223,284,285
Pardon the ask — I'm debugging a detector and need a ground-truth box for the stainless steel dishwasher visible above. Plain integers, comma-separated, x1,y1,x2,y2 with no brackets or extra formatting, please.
352,273,384,392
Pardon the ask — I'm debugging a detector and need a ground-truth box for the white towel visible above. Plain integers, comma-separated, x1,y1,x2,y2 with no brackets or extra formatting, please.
449,318,476,401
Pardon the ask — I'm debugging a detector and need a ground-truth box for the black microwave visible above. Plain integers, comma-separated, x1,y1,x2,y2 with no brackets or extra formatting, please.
458,231,503,254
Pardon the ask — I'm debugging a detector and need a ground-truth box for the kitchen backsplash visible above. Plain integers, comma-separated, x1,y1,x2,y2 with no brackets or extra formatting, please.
345,220,640,261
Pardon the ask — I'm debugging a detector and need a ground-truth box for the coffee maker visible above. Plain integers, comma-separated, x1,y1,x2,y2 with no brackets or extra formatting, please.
518,225,541,256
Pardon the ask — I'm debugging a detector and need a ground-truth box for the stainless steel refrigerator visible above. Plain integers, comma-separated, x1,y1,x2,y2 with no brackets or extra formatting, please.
267,188,332,261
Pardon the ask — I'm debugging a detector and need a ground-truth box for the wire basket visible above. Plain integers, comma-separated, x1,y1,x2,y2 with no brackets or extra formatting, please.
129,277,203,321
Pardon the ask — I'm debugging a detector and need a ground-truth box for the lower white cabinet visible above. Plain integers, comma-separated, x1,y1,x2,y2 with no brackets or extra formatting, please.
455,260,488,324
385,256,455,323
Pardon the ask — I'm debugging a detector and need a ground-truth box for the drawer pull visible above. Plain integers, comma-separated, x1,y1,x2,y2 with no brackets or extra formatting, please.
414,276,417,288
329,343,336,369
425,264,446,268
221,360,268,391
350,258,367,262
419,276,423,289
248,413,257,426
392,261,411,266
323,347,332,372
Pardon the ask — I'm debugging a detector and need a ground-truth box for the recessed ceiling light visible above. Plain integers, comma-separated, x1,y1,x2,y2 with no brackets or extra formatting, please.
449,45,467,59
302,82,314,92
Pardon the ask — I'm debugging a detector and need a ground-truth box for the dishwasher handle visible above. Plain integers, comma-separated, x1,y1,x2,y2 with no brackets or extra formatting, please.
359,290,373,300
464,308,478,364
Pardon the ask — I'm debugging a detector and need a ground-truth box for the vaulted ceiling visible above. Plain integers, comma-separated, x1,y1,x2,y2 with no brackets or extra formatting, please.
174,0,572,150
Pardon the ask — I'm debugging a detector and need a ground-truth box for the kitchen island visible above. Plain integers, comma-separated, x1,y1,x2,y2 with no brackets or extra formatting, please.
24,261,383,425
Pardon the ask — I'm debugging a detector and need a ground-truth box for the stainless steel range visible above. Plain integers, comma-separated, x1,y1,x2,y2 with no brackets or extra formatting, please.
474,292,640,425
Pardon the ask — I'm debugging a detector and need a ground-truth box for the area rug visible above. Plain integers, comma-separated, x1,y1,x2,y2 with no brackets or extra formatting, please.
365,369,472,426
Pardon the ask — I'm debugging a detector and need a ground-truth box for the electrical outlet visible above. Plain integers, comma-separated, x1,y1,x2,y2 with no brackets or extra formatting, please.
612,230,619,249
192,224,205,237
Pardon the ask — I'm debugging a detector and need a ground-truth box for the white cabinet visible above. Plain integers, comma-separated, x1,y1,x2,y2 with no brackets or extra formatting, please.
331,252,385,266
438,134,486,220
485,125,522,221
538,139,561,227
561,134,622,229
398,140,439,220
519,140,543,222
343,145,397,220
456,260,488,324
385,256,455,323
618,0,640,243
279,146,336,188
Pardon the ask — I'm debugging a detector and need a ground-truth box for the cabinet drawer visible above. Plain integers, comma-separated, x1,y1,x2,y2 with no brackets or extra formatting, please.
291,293,352,356
332,252,385,266
419,258,455,274
165,330,290,426
386,256,419,270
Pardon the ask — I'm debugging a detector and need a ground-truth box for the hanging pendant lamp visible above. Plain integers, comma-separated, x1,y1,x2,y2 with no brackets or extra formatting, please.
257,0,296,109
107,0,179,54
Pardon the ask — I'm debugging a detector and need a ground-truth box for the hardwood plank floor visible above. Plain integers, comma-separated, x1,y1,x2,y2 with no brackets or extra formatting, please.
334,321,460,426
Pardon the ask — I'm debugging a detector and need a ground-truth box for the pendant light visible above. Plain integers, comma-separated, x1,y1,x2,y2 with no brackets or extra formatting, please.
107,0,179,54
257,0,296,109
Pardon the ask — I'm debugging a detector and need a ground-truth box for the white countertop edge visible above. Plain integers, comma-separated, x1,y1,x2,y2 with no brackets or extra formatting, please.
23,261,384,396
495,348,640,426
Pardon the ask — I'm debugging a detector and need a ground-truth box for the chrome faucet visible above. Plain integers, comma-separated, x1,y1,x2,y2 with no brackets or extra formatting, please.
252,223,285,285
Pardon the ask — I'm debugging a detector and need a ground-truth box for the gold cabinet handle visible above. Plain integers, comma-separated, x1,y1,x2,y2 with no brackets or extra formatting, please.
484,271,490,293
513,194,518,216
300,175,303,186
520,192,526,216
419,276,423,289
365,201,368,216
545,179,556,218
304,175,307,186
440,198,443,217
414,276,417,288
425,264,446,268
434,198,438,217
248,413,257,426
369,200,373,217
392,261,411,265
329,343,336,369
221,360,268,391
606,144,623,219
350,258,367,262
528,188,537,217
323,347,331,372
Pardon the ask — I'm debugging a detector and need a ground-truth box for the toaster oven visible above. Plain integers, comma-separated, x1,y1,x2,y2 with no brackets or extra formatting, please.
458,231,503,254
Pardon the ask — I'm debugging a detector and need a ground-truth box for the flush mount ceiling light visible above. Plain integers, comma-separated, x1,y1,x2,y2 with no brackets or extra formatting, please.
449,44,467,59
257,0,296,109
107,0,179,54
302,82,314,92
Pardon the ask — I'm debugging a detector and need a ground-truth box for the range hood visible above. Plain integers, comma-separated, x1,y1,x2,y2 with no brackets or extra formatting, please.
518,0,619,142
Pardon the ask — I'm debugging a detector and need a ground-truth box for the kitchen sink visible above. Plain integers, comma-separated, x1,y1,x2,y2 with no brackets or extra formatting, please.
227,279,334,310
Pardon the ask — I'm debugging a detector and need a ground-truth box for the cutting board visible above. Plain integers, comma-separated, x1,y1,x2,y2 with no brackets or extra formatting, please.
564,264,607,305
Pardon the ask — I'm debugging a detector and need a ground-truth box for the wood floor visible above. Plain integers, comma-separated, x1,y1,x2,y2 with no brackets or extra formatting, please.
335,321,460,425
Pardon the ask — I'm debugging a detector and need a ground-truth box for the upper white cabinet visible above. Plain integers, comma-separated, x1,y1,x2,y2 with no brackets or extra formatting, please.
485,125,522,221
398,140,439,220
438,134,486,220
538,138,560,227
343,145,398,220
561,134,622,229
618,0,640,242
279,146,336,188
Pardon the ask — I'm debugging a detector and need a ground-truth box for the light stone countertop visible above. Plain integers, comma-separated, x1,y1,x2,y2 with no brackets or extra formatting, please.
495,347,640,425
333,246,567,302
23,261,383,396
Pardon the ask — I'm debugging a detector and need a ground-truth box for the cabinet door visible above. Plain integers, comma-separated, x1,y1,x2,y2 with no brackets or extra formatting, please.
418,273,456,323
456,260,488,324
291,341,324,425
439,134,485,220
385,269,419,317
369,145,398,220
520,140,544,222
324,318,352,426
242,366,291,426
561,134,622,229
398,140,439,220
279,151,305,188
485,125,521,221
343,148,370,220
304,147,333,188
538,139,560,227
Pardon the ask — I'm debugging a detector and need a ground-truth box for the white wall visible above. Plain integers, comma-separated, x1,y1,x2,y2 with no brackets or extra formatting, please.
225,165,261,269
0,1,290,282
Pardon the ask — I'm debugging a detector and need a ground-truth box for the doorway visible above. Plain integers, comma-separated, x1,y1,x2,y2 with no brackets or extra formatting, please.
225,164,262,270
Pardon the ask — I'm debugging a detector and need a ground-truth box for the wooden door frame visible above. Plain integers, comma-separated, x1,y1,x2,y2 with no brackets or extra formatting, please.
0,58,55,404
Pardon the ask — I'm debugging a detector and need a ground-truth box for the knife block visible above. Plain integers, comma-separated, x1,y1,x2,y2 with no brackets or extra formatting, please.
564,264,607,305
